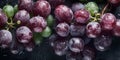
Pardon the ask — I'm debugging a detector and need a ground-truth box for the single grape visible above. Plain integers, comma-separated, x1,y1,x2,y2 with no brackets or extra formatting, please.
94,35,112,51
86,22,101,38
66,51,82,60
71,3,85,12
82,47,95,60
100,13,116,30
68,38,84,53
54,5,73,23
70,23,85,36
28,16,47,32
14,10,30,25
24,41,35,52
48,0,65,8
16,26,33,44
0,30,12,48
53,38,68,56
108,0,120,5
85,2,99,16
47,15,55,27
41,26,52,38
18,0,33,13
3,5,14,18
113,20,120,36
0,10,8,28
33,0,51,18
74,9,90,24
56,22,70,37
33,33,43,45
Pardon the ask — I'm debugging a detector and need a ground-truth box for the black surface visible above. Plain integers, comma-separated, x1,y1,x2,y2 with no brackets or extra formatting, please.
0,0,120,60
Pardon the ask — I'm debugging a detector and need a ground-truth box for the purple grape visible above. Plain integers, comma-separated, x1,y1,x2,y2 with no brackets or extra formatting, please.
68,38,84,53
52,38,68,56
16,26,33,44
71,3,85,12
66,51,82,60
0,10,8,28
14,10,30,25
33,0,51,18
70,23,85,36
18,0,33,13
82,47,95,60
113,20,120,36
0,30,12,48
74,9,90,24
86,22,101,38
94,35,112,51
48,0,65,8
54,5,73,23
101,13,116,30
28,16,47,32
56,22,70,37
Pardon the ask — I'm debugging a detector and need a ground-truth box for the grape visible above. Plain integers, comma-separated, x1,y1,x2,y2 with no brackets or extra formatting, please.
47,15,55,27
113,20,120,36
24,41,35,52
94,35,112,51
41,26,52,38
14,5,18,14
74,9,90,24
33,0,51,18
85,2,99,16
82,47,95,60
70,23,85,36
0,30,12,48
100,13,116,30
68,38,84,52
71,3,85,12
108,0,120,5
33,33,43,45
18,0,33,13
48,0,65,8
53,38,68,56
16,26,33,44
86,22,101,38
54,5,73,23
49,34,58,47
66,51,82,60
3,5,14,18
0,10,8,28
28,16,47,33
56,22,70,37
14,10,30,25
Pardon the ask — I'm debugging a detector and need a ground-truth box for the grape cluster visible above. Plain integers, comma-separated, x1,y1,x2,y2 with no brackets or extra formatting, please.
0,0,52,54
0,0,120,60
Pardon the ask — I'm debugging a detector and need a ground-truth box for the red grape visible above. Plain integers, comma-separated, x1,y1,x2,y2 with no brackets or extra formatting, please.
113,20,120,36
18,0,33,13
86,22,101,38
28,16,47,32
71,3,85,12
0,30,12,48
70,23,85,36
14,10,30,25
54,5,73,23
16,26,33,44
56,22,70,37
0,10,8,28
74,9,90,24
94,35,112,51
48,0,65,8
68,38,84,53
101,13,116,30
33,0,51,18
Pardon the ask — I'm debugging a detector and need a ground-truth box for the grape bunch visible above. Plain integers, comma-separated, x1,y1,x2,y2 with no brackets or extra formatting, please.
0,0,53,54
0,0,120,60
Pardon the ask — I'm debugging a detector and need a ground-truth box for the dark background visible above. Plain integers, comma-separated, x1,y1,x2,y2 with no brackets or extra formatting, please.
0,0,120,60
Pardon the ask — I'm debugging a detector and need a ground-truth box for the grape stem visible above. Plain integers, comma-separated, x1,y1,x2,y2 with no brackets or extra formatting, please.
101,3,109,16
